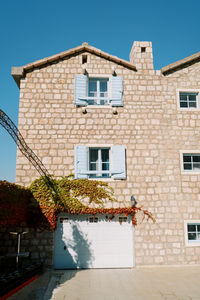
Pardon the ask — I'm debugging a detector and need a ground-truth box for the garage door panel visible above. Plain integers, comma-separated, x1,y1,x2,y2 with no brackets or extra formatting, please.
54,214,134,269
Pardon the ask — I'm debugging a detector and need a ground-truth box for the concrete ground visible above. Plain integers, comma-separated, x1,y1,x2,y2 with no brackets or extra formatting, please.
9,266,200,300
8,268,55,300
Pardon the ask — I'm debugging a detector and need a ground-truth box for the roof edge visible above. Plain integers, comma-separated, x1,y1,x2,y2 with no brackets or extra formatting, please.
22,43,137,71
11,67,24,88
11,43,137,87
161,51,200,75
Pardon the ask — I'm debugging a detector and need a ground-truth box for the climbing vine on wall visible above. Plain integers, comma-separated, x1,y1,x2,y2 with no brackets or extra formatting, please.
0,181,30,227
0,176,155,230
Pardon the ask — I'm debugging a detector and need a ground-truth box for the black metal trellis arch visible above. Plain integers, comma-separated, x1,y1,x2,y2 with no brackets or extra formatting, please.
0,109,52,180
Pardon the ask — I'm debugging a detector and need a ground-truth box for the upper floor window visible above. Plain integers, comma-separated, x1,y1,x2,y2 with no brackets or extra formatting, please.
187,223,200,242
89,148,110,178
184,221,200,246
74,75,123,107
183,153,200,172
74,145,126,180
88,78,109,106
179,92,199,109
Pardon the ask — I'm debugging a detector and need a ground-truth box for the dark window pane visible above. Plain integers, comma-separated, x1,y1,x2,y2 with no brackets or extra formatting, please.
102,149,109,177
189,94,196,101
180,101,188,108
89,163,97,178
189,101,197,108
89,173,97,178
197,225,200,231
90,163,97,171
193,156,200,162
102,174,109,178
88,80,97,98
119,216,128,223
188,232,196,240
101,149,109,162
100,99,106,105
183,155,191,162
88,92,96,98
89,80,97,92
90,149,98,162
184,163,192,170
100,79,108,100
180,94,187,100
102,163,109,171
100,80,107,92
88,217,98,223
88,99,94,105
188,224,196,231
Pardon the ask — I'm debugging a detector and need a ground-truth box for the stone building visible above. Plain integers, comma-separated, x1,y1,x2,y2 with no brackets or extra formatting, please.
12,41,200,268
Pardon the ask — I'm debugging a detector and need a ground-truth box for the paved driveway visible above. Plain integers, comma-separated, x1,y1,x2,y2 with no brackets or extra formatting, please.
51,267,200,300
9,266,200,300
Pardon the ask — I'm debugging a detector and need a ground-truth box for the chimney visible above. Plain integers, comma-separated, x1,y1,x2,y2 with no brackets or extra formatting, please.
129,41,154,71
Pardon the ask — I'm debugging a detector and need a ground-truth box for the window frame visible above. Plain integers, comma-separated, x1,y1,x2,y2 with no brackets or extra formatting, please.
177,89,200,110
75,144,126,180
88,147,111,179
119,216,128,224
59,217,69,224
87,216,99,223
180,151,200,174
87,77,110,106
184,220,200,247
74,74,123,108
86,74,111,107
182,153,200,173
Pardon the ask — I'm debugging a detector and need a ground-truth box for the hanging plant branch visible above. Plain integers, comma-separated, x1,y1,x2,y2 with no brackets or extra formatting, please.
30,175,155,230
0,177,155,230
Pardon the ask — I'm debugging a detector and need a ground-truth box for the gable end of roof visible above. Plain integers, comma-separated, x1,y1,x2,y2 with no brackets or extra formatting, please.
12,43,137,87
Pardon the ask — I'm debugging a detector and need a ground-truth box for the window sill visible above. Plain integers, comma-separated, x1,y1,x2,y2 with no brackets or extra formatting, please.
77,105,113,109
178,108,200,111
88,177,116,182
181,171,200,175
185,242,200,247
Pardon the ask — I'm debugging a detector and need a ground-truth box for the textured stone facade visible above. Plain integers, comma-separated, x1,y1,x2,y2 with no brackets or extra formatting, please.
13,42,200,267
0,226,53,266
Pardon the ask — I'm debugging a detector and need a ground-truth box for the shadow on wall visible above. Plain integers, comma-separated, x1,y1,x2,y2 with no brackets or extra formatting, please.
57,221,94,269
71,223,94,269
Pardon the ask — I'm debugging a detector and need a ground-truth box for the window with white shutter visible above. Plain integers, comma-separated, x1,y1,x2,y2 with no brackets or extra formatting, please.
74,145,126,179
74,75,88,106
74,75,123,107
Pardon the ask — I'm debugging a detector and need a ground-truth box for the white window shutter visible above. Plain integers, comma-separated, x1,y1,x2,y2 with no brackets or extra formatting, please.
110,76,123,107
74,75,87,106
112,145,126,179
74,145,88,179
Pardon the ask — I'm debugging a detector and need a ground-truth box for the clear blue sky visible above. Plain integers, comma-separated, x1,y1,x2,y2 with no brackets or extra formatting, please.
0,0,200,183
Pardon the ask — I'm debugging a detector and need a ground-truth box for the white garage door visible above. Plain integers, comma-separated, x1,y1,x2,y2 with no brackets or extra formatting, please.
54,214,134,269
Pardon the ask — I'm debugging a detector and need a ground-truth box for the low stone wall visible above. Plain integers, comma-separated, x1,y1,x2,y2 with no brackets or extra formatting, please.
0,225,53,268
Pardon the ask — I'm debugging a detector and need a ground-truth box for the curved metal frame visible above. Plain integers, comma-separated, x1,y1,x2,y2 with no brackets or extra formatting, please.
0,109,51,179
